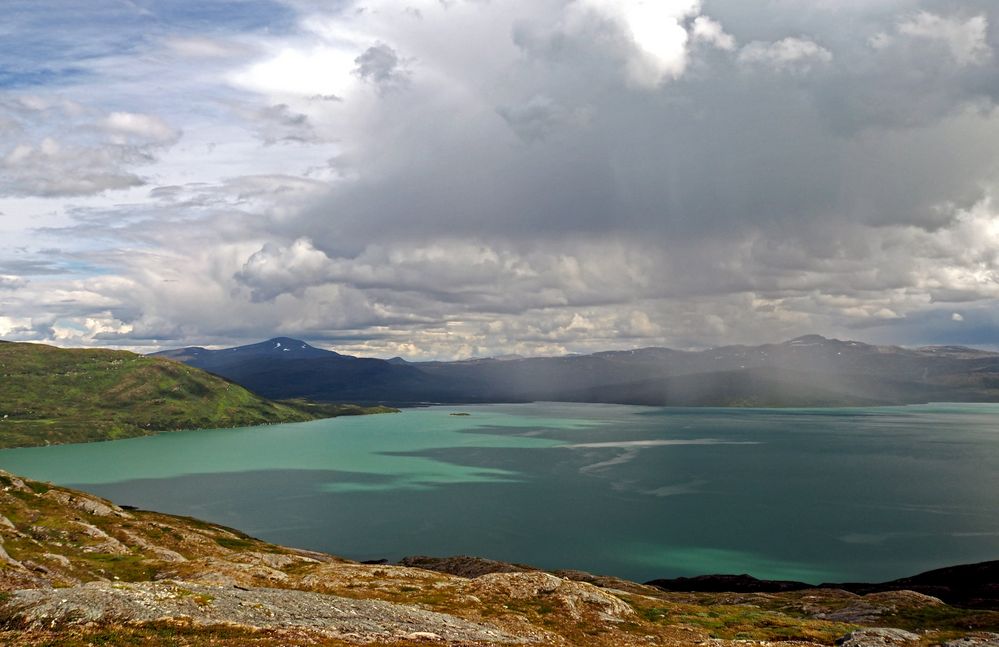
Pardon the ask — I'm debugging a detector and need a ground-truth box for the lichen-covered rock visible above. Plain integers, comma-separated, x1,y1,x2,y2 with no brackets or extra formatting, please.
940,634,999,647
0,470,31,493
44,490,131,518
816,589,945,624
158,556,290,587
69,520,131,554
117,529,186,563
463,571,634,622
231,550,309,569
3,581,524,643
836,627,920,647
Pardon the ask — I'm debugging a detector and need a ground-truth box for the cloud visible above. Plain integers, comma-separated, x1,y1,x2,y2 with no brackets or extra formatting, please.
738,37,833,72
691,16,735,51
235,238,333,301
496,95,586,142
897,12,991,66
568,0,703,87
354,44,410,90
249,104,320,145
0,103,180,197
1,138,146,197
231,44,357,97
162,36,255,59
103,112,180,144
5,0,999,356
0,275,27,290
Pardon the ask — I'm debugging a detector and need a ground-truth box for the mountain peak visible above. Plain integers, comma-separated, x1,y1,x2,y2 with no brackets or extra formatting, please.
265,337,311,348
242,338,335,357
785,334,831,345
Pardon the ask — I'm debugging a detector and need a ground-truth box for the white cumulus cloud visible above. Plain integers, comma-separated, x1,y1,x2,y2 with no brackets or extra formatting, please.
572,0,702,87
691,16,735,51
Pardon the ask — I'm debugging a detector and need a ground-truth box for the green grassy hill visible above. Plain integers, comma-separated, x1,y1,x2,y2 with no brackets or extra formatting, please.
0,341,391,448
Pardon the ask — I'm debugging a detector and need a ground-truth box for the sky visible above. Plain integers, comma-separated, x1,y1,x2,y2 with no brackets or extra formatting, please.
2,0,999,359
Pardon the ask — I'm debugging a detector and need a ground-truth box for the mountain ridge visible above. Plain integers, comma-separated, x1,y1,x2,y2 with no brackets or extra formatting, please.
151,334,999,407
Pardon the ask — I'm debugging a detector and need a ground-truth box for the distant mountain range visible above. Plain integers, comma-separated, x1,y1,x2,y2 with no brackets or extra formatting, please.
152,335,999,407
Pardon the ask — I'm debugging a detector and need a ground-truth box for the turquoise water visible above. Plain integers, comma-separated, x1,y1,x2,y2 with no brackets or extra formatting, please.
0,402,996,583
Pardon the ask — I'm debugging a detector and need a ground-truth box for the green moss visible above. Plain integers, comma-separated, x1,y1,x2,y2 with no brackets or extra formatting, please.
878,604,999,632
636,602,856,644
213,536,258,551
26,481,50,494
173,588,214,607
82,554,159,582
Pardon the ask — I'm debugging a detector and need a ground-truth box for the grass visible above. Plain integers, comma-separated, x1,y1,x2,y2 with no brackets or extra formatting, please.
0,342,396,448
636,602,857,642
213,536,258,551
81,554,159,582
877,603,999,632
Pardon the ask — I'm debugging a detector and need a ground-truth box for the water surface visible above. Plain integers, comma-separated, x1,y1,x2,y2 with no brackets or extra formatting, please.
1,402,996,583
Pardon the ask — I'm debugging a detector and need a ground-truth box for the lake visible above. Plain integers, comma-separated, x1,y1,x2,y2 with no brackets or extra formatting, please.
0,402,997,584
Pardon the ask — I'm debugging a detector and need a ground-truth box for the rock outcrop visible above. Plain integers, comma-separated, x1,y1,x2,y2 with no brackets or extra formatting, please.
5,580,522,643
836,628,920,647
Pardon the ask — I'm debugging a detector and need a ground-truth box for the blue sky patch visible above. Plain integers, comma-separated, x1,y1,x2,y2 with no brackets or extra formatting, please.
0,0,298,89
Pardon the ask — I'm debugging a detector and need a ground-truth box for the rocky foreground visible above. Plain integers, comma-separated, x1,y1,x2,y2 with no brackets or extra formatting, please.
0,470,996,646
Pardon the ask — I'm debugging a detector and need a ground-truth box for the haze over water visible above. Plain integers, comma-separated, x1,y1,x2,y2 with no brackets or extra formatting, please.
1,403,996,584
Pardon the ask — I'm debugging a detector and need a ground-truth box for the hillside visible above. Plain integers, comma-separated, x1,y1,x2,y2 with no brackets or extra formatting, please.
0,341,392,448
154,335,999,407
1,469,996,646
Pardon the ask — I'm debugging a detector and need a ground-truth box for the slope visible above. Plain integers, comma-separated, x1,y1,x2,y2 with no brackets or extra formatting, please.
0,341,350,448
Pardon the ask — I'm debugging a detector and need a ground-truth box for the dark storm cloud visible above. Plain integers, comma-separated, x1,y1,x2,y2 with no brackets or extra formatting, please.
5,0,999,355
353,44,409,90
215,0,996,354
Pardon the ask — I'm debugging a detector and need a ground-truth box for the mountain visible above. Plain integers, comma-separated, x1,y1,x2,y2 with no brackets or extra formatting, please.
647,560,999,611
155,336,337,366
0,341,391,448
154,337,449,403
152,335,999,407
1,469,995,645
